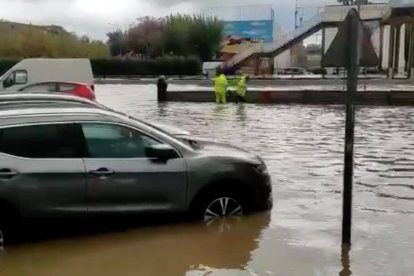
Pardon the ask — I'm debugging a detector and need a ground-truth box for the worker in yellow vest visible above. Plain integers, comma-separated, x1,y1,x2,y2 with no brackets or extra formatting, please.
236,75,248,103
213,71,228,104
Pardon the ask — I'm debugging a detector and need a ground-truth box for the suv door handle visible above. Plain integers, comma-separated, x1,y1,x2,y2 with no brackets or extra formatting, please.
0,169,18,179
89,168,115,177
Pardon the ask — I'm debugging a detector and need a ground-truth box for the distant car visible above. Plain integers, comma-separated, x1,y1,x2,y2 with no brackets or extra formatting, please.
362,67,384,75
0,95,272,246
18,82,95,100
307,67,327,75
276,67,308,75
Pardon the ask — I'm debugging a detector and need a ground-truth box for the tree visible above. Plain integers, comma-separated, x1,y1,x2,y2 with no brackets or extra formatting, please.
0,21,110,58
106,29,127,56
127,17,164,58
106,14,223,61
160,14,222,60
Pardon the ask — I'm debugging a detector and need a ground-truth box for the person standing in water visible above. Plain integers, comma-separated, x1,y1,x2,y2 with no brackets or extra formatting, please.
236,75,248,103
213,70,228,104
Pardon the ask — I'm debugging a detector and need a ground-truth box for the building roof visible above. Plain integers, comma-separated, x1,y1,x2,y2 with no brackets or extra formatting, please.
220,42,256,54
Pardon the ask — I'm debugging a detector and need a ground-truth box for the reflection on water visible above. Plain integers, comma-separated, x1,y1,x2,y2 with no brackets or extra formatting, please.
1,84,414,275
339,245,352,276
0,215,269,276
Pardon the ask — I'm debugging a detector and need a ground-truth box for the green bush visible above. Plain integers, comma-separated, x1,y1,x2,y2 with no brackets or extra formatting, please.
0,57,202,77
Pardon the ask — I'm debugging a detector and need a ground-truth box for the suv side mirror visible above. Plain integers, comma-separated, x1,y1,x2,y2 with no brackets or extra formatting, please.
145,144,179,160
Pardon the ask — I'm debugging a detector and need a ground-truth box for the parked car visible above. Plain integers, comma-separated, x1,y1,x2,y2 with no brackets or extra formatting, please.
17,82,96,100
307,67,327,75
0,58,94,92
0,99,272,246
276,67,308,75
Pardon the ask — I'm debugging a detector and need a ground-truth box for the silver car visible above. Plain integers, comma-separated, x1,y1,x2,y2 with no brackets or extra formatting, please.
0,95,272,246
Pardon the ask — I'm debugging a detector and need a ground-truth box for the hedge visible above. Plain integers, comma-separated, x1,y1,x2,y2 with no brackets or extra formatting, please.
0,56,202,77
0,59,19,76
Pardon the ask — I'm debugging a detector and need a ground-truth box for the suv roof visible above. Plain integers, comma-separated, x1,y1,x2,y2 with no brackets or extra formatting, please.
0,92,98,103
0,93,183,136
0,92,105,109
0,106,130,128
0,93,124,128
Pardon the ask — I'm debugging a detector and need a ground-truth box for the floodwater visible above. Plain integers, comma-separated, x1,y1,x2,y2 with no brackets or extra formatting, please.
1,84,414,275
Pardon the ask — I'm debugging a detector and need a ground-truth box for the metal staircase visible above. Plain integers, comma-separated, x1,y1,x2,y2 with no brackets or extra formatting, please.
224,13,324,68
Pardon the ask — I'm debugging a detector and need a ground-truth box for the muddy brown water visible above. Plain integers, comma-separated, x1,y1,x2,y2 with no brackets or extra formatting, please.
1,84,414,276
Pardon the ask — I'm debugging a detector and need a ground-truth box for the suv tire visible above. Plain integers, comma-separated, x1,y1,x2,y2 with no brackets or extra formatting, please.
194,189,248,224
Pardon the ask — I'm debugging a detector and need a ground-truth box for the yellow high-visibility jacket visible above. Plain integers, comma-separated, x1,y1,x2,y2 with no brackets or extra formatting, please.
237,76,247,97
214,74,228,94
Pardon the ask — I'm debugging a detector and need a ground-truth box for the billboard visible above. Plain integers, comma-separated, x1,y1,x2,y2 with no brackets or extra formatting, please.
223,20,273,42
390,0,414,7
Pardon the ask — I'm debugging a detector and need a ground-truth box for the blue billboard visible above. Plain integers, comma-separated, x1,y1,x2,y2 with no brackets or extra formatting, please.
223,20,273,42
391,0,414,7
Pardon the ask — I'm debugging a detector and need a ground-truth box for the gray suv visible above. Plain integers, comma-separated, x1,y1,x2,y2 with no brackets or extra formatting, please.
0,96,272,245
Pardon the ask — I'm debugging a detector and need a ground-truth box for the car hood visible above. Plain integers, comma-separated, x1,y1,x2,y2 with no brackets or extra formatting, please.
148,121,191,136
144,122,263,165
184,137,263,165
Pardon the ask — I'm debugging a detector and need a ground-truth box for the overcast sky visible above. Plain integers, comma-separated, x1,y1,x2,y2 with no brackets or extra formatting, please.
0,0,342,41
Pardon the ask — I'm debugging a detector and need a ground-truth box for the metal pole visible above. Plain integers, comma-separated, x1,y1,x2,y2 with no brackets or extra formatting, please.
342,9,360,246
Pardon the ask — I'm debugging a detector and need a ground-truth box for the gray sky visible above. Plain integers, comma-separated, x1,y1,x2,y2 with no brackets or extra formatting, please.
0,0,340,41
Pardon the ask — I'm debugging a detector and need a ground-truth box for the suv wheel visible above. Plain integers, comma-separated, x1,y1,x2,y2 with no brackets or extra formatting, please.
204,197,243,221
197,192,246,225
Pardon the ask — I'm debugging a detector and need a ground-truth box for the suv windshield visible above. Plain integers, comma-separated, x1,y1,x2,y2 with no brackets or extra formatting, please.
107,110,202,150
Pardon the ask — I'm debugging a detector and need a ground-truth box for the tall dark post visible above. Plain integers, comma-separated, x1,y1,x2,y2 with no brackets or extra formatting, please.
394,25,402,74
342,10,359,246
321,27,326,71
379,26,384,71
409,22,414,78
323,7,379,248
388,24,396,79
157,77,168,102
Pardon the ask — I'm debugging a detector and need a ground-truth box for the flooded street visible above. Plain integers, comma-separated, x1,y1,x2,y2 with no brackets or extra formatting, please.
1,84,414,275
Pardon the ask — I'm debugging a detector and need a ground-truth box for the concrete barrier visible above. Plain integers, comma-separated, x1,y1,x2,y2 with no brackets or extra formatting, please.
164,89,414,106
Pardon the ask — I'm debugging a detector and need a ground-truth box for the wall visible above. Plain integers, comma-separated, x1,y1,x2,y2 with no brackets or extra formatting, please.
274,49,292,69
323,4,388,22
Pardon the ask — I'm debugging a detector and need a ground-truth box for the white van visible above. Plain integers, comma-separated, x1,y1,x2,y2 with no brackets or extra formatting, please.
202,62,223,78
0,58,94,92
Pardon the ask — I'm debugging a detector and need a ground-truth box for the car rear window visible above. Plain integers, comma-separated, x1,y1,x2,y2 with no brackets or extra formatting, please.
59,83,77,92
21,83,58,92
0,123,84,158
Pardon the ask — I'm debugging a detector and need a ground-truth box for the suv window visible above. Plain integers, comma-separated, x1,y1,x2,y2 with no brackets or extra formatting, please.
81,123,161,158
21,83,58,92
59,83,76,92
0,124,84,158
